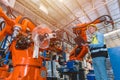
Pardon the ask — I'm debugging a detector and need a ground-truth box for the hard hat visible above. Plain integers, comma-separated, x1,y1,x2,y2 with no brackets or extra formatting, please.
87,24,98,31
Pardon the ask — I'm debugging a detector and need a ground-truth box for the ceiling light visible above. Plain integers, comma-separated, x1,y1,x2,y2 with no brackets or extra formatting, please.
39,4,48,15
59,0,63,2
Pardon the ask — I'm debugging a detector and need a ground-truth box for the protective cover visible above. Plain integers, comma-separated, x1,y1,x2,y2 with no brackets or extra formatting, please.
32,25,52,58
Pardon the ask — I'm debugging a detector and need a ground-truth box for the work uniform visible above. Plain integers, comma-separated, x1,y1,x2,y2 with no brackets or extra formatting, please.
89,31,109,80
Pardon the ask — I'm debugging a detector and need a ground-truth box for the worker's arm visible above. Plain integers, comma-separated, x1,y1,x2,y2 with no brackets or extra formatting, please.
89,32,104,48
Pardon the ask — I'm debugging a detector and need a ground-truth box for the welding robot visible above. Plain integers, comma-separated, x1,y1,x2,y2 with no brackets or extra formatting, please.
68,15,114,71
0,7,56,80
70,15,114,61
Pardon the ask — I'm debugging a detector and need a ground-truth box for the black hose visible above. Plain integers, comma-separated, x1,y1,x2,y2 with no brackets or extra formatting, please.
91,15,114,29
0,21,5,48
103,15,114,29
0,21,5,31
6,6,16,18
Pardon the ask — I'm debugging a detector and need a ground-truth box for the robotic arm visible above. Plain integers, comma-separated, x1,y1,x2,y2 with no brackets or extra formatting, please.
0,6,54,80
70,15,114,60
0,7,15,41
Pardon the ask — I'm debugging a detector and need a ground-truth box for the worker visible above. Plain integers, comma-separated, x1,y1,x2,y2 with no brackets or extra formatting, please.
83,24,109,80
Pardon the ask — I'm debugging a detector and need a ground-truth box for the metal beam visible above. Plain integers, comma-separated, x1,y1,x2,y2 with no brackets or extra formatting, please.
44,0,72,27
50,0,78,27
118,0,120,11
102,0,111,16
89,0,109,33
60,0,113,29
16,0,58,27
41,0,66,19
46,0,68,18
76,0,92,21
62,3,78,20
62,17,79,28
60,1,82,29
74,0,114,18
40,0,76,40
40,0,65,26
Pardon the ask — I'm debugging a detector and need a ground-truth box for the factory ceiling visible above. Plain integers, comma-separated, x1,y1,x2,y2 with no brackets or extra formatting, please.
2,0,120,48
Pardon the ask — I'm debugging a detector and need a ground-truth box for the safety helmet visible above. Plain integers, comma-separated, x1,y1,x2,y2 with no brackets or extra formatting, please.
87,24,98,31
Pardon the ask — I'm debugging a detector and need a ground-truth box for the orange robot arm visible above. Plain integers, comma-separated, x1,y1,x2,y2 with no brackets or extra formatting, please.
0,7,35,41
18,17,36,32
0,7,15,26
0,7,15,41
70,15,114,60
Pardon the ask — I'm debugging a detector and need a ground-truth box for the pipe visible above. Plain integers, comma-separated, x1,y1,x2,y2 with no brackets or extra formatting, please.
0,21,5,31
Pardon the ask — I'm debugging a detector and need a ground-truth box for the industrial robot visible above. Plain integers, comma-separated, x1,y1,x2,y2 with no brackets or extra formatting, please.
57,15,114,80
0,7,55,80
70,15,114,61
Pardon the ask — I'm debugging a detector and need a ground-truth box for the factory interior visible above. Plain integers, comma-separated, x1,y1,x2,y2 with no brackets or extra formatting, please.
0,0,120,80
